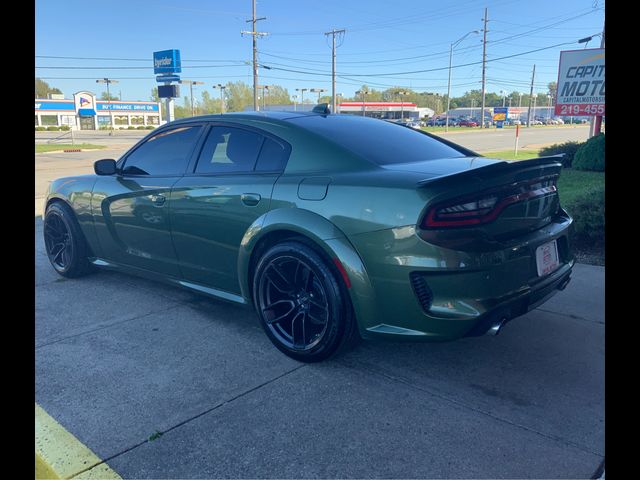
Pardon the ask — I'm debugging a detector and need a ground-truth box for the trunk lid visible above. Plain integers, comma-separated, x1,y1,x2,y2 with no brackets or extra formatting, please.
404,155,565,250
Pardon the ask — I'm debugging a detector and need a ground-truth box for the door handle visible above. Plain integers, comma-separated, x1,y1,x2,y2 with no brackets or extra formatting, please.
150,194,166,207
241,193,261,207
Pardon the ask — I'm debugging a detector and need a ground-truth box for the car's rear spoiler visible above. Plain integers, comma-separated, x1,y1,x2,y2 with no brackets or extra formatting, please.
416,154,565,186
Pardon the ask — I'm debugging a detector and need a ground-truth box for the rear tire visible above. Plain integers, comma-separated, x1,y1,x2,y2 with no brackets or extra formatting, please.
43,202,94,278
253,241,358,362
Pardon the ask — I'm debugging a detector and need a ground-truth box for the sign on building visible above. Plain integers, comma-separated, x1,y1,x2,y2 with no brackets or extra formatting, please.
555,48,605,116
73,92,96,116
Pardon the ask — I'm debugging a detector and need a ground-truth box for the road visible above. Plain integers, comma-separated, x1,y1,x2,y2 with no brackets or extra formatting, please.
435,124,590,152
35,124,591,152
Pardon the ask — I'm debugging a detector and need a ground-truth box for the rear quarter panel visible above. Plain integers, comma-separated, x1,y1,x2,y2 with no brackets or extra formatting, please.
46,175,101,257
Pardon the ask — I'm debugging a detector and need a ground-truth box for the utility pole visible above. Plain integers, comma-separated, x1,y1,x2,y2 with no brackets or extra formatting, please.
526,64,536,127
324,28,345,113
241,0,267,111
480,7,488,128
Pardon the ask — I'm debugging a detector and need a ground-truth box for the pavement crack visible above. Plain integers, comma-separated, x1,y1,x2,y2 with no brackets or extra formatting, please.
536,308,605,325
339,359,604,459
35,303,185,349
96,364,306,466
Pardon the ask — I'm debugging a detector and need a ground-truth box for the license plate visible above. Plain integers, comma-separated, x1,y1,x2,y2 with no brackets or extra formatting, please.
536,239,560,277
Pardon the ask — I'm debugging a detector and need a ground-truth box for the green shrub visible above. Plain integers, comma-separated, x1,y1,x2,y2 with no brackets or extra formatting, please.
136,126,147,130
59,125,70,131
46,126,59,131
127,126,136,130
539,141,583,168
566,185,605,243
35,126,46,131
573,133,605,171
146,126,155,129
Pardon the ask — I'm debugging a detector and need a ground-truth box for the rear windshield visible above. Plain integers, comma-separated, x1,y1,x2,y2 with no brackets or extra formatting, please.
288,114,467,165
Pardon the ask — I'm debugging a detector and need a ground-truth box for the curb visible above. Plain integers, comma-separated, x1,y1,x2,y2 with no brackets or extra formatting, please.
35,404,121,479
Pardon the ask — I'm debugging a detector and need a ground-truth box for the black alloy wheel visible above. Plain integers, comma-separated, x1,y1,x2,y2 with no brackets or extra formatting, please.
253,241,357,362
43,202,93,278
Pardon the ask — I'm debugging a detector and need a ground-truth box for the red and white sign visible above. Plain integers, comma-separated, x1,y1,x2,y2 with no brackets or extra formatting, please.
555,48,605,116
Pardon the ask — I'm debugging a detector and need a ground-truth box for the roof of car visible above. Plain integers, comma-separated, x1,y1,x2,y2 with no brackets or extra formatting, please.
168,110,323,125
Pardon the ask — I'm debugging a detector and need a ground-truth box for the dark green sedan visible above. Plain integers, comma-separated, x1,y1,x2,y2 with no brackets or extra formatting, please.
43,111,573,362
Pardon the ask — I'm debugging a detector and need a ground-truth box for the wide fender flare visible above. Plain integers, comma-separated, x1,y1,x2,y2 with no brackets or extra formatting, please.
237,208,380,335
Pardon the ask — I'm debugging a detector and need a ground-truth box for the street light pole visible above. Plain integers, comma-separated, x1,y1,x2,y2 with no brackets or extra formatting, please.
355,90,369,116
96,78,119,134
446,30,479,132
292,94,298,111
295,88,308,109
310,88,327,103
398,90,408,120
213,84,226,113
180,80,205,116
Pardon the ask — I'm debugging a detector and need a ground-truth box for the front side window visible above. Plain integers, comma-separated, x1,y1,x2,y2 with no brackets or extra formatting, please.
122,125,202,176
195,126,264,174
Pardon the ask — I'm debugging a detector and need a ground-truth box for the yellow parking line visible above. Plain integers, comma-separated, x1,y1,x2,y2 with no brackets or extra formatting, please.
35,403,121,479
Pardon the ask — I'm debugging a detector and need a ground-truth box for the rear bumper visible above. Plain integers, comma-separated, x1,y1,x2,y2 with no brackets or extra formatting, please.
347,213,574,341
462,261,572,337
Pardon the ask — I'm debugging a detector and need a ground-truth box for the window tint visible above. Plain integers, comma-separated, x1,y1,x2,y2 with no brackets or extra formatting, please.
255,137,289,172
288,115,466,165
196,126,264,174
122,126,201,175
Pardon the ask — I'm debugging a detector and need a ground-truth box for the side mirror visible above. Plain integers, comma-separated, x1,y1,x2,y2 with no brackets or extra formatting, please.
94,159,117,176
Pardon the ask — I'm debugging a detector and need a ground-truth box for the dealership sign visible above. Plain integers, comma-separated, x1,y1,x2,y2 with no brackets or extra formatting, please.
555,48,605,116
153,49,182,75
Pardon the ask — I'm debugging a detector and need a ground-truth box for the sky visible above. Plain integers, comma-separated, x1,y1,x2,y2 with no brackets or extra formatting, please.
35,0,605,103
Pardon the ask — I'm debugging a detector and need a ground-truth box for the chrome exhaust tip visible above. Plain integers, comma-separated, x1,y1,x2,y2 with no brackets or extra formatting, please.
486,317,508,336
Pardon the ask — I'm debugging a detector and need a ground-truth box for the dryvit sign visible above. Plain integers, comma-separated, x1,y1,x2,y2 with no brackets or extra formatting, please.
555,48,605,116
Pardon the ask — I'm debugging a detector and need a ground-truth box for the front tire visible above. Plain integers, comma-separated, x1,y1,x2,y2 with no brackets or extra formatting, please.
43,202,94,278
253,241,357,362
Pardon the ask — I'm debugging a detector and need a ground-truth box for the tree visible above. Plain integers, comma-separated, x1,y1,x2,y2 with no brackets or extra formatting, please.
264,85,291,106
150,87,159,102
547,82,557,98
225,81,253,112
35,78,62,98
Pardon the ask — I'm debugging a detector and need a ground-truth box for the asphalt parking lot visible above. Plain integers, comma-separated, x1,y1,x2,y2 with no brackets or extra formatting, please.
35,213,604,478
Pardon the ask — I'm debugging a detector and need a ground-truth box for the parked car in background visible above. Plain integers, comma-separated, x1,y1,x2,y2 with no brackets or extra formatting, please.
44,111,573,362
458,119,478,127
406,121,422,130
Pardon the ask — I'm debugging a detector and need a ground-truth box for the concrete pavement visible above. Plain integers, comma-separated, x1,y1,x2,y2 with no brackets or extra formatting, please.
35,216,604,478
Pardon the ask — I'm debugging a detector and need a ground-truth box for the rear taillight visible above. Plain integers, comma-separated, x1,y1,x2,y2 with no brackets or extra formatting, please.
421,177,557,229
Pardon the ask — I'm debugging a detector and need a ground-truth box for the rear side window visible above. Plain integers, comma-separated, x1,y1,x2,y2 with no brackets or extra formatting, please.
122,126,202,175
196,126,264,174
255,137,289,172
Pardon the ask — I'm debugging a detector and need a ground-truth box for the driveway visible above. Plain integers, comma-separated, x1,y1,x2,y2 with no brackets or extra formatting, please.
35,215,604,478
